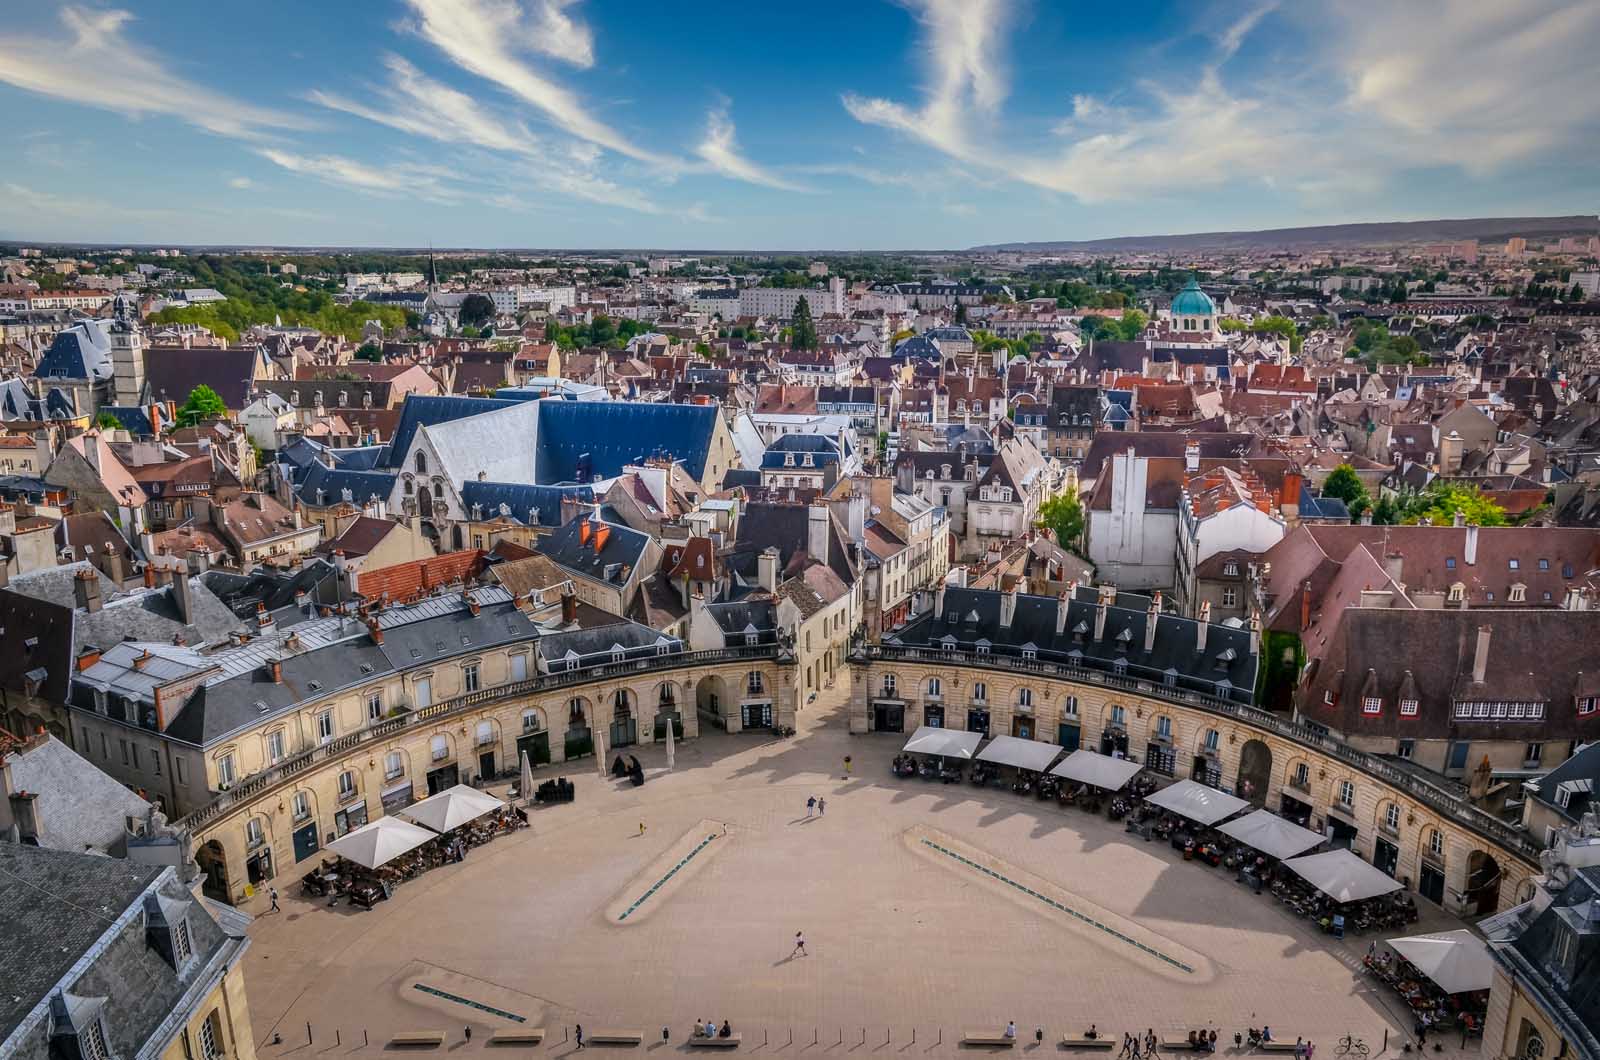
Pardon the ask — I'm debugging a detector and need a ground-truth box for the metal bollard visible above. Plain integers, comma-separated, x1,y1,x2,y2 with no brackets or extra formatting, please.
307,1022,313,1045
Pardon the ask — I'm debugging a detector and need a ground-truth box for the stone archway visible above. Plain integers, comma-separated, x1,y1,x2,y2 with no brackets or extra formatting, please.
1236,739,1273,806
197,839,231,903
1466,850,1503,915
653,681,685,741
695,675,726,727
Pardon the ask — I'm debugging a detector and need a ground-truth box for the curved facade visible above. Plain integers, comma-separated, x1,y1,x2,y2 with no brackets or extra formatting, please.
181,646,793,905
849,645,1540,916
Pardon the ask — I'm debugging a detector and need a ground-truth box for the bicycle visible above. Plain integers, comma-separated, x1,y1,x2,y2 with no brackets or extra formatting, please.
1336,1034,1369,1057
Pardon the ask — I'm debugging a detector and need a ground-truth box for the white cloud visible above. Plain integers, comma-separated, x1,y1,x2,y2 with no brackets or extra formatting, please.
228,177,255,190
0,7,307,139
404,0,665,164
255,149,450,200
308,55,536,154
694,107,810,192
845,0,1600,205
791,163,920,188
528,0,595,69
941,202,976,216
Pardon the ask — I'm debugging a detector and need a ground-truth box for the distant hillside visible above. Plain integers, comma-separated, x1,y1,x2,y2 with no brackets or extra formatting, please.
972,215,1600,254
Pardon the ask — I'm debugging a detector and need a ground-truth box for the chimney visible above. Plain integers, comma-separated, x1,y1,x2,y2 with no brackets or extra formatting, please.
256,603,274,634
592,523,611,553
76,646,102,672
758,546,779,593
268,657,283,684
934,582,947,621
1464,523,1479,566
1452,509,1466,528
1055,589,1070,634
1383,551,1404,587
561,589,578,625
142,563,156,589
1144,591,1160,653
1279,470,1302,519
1565,586,1586,611
171,571,193,625
1440,430,1463,474
807,503,829,562
1196,601,1212,654
1471,625,1491,685
1000,582,1018,628
579,519,592,546
73,568,103,613
1093,584,1112,641
1249,609,1262,656
1184,439,1200,472
366,618,384,645
465,592,480,617
1300,581,1312,632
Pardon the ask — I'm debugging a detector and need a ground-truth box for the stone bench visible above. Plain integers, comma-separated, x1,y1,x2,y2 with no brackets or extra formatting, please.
488,1027,545,1046
587,1029,644,1046
1162,1039,1207,1052
1061,1036,1116,1050
1257,1042,1302,1053
688,1035,742,1048
963,1032,1017,1048
389,1030,446,1048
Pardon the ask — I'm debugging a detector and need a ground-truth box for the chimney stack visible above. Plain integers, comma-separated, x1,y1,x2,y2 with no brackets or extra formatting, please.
561,588,578,625
1055,589,1070,635
1196,601,1212,654
256,602,274,634
76,646,102,672
1184,439,1200,472
758,546,779,593
1144,591,1161,653
1249,609,1261,657
1472,625,1491,685
366,618,384,645
171,569,193,626
807,503,830,562
73,568,103,613
1464,523,1479,566
1093,584,1113,641
934,582,946,621
1000,582,1018,628
268,657,283,684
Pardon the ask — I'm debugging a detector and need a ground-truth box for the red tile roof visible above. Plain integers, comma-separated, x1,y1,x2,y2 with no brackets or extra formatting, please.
354,548,486,604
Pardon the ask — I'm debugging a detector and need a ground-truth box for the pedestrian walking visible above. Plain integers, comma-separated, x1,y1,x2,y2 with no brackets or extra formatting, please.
843,755,852,778
639,821,646,836
575,1023,585,1050
1306,1042,1315,1060
464,1027,472,1042
806,796,816,817
268,887,279,913
1146,1029,1158,1058
817,797,826,815
1120,1033,1134,1058
792,931,807,957
1132,1036,1142,1059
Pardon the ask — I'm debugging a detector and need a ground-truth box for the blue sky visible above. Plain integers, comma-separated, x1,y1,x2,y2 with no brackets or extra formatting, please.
1,1,1596,250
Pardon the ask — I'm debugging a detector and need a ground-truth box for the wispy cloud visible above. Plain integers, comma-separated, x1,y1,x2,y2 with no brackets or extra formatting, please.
0,7,308,139
254,149,458,201
791,162,921,188
403,0,665,164
695,106,810,192
528,0,595,69
228,176,255,190
308,55,536,154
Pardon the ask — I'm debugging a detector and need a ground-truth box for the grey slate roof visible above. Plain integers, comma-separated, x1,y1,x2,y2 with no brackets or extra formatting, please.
1,736,151,854
537,514,651,584
458,480,593,527
384,396,522,469
33,320,113,381
535,401,721,484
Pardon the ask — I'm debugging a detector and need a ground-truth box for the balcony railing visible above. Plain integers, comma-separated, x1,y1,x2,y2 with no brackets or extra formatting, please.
856,643,1541,864
173,644,781,834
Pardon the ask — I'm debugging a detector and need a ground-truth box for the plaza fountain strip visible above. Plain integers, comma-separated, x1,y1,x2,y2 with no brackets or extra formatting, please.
907,825,1213,982
608,818,732,924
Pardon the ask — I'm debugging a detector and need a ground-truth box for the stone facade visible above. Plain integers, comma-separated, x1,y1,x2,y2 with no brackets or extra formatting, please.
848,648,1540,917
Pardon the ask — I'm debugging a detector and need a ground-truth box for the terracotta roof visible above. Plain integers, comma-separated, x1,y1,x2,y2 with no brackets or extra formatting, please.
355,548,487,604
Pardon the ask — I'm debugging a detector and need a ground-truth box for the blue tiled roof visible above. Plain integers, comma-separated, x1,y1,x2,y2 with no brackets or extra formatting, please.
296,461,397,507
1300,493,1351,521
332,444,389,470
893,335,942,359
385,396,522,469
97,405,155,435
459,480,593,527
535,401,719,484
34,321,113,382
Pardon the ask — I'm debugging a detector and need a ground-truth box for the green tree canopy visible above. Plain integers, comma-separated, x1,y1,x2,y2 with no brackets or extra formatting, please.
458,293,495,329
790,295,818,351
1400,482,1507,527
1320,463,1370,519
94,412,123,430
177,384,227,428
354,341,383,362
1037,489,1086,553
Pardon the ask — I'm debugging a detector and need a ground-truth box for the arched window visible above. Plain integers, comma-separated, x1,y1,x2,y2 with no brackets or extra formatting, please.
1062,695,1078,718
972,681,987,702
926,676,942,697
568,698,586,723
433,481,444,499
404,478,414,495
658,684,676,707
430,734,449,761
881,673,897,697
1018,687,1033,708
747,671,765,695
522,708,544,732
1202,728,1220,752
414,450,428,474
1427,828,1444,859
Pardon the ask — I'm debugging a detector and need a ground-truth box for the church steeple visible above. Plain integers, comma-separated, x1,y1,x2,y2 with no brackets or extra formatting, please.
427,244,438,291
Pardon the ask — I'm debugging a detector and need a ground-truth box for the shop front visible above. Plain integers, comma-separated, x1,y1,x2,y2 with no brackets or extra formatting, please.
1099,727,1129,757
1373,835,1401,878
1327,805,1359,849
741,700,773,730
966,708,990,736
1280,787,1314,827
381,780,416,813
291,822,319,864
1418,858,1447,905
871,697,905,733
246,845,274,887
518,729,552,765
1057,723,1080,751
334,801,370,837
923,703,945,728
426,764,460,796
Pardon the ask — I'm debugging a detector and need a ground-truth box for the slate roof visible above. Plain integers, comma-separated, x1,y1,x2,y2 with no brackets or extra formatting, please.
1499,867,1600,1058
142,346,261,408
0,590,75,707
202,560,338,621
1524,741,1600,823
0,843,160,1041
419,399,541,486
890,585,1259,704
537,514,650,585
704,599,779,643
296,460,397,508
535,401,720,484
537,618,679,672
459,480,593,527
0,735,151,853
33,320,113,381
384,396,522,470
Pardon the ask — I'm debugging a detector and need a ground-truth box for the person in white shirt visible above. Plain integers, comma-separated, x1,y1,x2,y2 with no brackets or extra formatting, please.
1006,1023,1017,1040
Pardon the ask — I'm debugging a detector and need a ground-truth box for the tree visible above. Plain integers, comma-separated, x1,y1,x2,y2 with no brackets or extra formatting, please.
355,341,383,362
1321,463,1370,520
458,293,495,329
1400,482,1507,527
790,295,818,351
1037,490,1086,554
94,412,123,430
1572,283,1588,303
954,302,968,325
177,384,227,428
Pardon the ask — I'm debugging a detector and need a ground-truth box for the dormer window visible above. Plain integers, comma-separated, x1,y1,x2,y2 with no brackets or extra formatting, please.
50,993,111,1060
143,891,195,971
784,453,795,467
1509,583,1526,602
1363,697,1382,715
1400,698,1419,716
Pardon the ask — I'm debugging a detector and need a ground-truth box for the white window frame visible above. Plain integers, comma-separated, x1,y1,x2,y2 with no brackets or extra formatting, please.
1338,780,1356,807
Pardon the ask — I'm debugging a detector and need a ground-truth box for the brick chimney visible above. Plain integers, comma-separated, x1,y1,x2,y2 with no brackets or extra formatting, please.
561,588,578,625
73,568,103,613
366,618,384,645
999,581,1018,629
1195,601,1212,654
1300,580,1313,632
267,657,283,684
76,646,102,671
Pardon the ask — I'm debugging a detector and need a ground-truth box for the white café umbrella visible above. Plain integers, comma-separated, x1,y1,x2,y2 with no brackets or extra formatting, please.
325,815,438,870
1050,749,1144,791
1282,848,1405,903
398,783,504,833
1143,778,1252,827
1386,930,1494,994
595,722,608,779
1216,808,1326,861
665,712,676,770
519,749,534,805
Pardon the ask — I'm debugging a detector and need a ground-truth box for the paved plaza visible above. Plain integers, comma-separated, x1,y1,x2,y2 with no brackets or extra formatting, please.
245,683,1476,1058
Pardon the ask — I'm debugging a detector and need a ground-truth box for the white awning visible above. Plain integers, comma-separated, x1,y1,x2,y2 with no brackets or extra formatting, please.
1386,930,1493,994
1216,809,1326,861
398,783,504,833
1283,848,1404,903
1050,749,1143,790
977,734,1064,772
1143,778,1251,826
325,815,438,869
903,726,982,759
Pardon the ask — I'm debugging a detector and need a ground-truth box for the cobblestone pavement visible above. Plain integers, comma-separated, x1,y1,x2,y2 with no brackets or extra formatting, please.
243,679,1481,1058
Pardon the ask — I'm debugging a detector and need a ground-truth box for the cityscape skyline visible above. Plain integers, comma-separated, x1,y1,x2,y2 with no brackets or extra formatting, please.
2,1,1597,249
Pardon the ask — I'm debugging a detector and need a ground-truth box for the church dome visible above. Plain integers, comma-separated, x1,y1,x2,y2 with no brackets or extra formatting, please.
1171,278,1216,317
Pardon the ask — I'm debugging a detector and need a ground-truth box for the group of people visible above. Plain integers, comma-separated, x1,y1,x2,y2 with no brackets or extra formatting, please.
1117,1028,1163,1058
694,1019,733,1039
